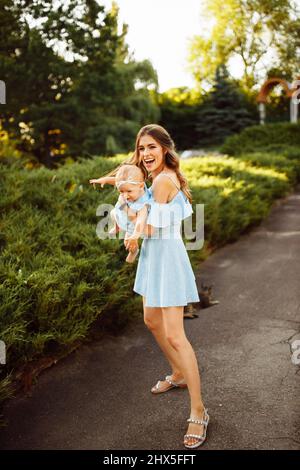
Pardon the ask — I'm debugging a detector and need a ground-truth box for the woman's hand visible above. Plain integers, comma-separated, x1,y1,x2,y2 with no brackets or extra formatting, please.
124,235,139,253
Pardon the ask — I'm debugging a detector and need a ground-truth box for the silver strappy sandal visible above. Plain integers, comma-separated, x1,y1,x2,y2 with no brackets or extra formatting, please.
151,375,187,394
184,408,209,449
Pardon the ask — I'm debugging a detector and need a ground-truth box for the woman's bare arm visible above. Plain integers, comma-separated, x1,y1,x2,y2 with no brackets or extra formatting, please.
131,206,153,238
124,205,154,252
125,175,173,250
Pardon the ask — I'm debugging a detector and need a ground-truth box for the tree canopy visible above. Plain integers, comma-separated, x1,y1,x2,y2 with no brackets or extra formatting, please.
0,0,159,167
188,0,300,92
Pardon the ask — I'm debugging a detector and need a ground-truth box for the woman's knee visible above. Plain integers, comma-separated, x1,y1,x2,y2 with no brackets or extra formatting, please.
144,308,163,332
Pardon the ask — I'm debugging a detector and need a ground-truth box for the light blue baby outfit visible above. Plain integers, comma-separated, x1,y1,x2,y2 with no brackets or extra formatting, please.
133,174,200,308
114,183,151,235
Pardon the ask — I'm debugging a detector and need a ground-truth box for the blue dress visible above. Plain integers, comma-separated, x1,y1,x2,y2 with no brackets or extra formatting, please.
114,183,151,235
133,177,200,308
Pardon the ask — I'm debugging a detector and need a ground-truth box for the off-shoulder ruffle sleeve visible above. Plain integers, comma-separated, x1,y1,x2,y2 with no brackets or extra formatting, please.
147,192,193,228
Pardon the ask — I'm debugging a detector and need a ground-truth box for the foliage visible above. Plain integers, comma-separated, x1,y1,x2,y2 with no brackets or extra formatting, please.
157,72,258,150
196,65,257,146
0,0,159,167
221,122,300,155
188,0,300,91
156,87,203,150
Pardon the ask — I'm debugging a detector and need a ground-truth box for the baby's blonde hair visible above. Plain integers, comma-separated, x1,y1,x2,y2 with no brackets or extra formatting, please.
115,164,145,184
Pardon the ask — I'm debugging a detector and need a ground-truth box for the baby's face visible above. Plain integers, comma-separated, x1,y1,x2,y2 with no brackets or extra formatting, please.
118,182,144,203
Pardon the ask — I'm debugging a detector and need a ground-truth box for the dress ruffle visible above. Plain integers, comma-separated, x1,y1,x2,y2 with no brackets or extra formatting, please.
147,190,193,228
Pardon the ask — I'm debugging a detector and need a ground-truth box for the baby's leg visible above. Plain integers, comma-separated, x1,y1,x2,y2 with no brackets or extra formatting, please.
125,231,139,263
109,208,120,235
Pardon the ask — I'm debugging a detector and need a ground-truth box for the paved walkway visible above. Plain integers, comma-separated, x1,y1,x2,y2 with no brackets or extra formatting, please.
1,187,300,450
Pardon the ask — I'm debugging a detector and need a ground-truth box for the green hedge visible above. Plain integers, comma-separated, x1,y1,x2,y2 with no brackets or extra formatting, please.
1,147,300,411
221,122,300,156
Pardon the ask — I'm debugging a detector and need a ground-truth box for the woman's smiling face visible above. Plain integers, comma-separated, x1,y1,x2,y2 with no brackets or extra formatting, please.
138,135,165,174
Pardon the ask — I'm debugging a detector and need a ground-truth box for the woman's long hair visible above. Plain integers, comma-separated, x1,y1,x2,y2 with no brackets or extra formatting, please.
103,124,192,202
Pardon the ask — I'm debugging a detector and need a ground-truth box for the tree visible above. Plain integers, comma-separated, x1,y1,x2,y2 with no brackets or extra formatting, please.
157,87,203,150
188,0,300,92
196,65,257,146
0,0,159,167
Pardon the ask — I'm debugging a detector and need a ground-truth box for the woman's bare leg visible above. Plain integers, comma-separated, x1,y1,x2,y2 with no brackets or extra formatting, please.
162,306,206,446
142,297,184,386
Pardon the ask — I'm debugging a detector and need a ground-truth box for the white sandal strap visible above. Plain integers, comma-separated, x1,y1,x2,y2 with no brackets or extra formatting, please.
187,418,206,425
165,375,185,386
184,433,204,440
165,375,173,385
165,375,177,386
187,410,209,425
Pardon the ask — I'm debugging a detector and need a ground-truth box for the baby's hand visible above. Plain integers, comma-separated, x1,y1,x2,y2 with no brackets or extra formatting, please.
89,177,106,188
124,235,138,253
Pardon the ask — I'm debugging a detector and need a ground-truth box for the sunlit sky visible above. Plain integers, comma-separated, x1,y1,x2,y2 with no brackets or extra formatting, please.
102,0,243,92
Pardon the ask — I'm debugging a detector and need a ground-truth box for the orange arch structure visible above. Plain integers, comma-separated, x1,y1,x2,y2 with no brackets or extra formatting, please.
257,78,293,103
257,77,300,124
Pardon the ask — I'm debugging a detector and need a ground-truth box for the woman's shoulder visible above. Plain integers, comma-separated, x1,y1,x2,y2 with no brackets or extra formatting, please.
153,172,173,185
154,172,180,188
151,173,176,203
152,172,181,202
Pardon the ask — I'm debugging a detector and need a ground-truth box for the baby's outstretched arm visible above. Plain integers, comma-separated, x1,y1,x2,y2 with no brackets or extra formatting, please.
89,176,116,187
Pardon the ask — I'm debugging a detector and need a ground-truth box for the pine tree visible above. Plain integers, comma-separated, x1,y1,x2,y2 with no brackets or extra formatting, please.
196,65,257,146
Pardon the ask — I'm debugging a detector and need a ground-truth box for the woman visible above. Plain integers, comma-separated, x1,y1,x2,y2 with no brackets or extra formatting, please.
92,124,209,449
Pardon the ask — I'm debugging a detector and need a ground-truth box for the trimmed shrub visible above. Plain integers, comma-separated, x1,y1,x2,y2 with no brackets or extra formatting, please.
221,123,300,156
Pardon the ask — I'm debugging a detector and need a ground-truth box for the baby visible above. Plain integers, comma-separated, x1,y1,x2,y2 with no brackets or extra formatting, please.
90,164,151,263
